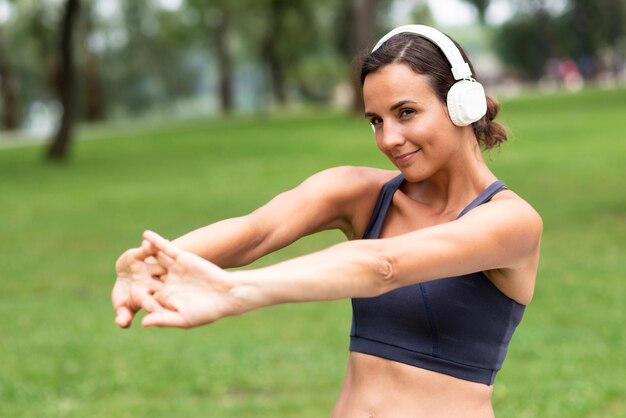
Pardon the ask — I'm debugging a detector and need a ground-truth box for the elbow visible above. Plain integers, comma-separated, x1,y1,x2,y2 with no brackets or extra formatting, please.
370,250,397,296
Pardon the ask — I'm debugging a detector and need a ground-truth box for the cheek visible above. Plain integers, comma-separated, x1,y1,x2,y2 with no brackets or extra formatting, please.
373,133,388,154
421,105,451,131
413,108,456,145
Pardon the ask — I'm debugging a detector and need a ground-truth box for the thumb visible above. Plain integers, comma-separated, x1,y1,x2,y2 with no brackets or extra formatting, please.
142,310,191,328
115,307,134,328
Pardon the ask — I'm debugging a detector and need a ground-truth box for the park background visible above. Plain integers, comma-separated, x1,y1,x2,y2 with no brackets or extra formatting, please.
1,0,625,417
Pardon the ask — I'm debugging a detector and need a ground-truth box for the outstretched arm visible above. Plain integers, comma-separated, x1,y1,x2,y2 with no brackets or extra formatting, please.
141,195,542,328
170,166,389,266
112,166,393,328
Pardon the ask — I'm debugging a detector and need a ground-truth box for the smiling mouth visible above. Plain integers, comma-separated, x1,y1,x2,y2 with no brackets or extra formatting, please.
393,149,420,163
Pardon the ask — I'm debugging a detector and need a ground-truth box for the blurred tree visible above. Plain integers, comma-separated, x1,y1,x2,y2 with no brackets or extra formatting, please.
328,0,387,112
209,2,234,114
494,16,543,79
410,0,435,25
256,0,320,106
97,0,199,116
495,0,626,81
220,0,347,107
493,0,562,80
460,0,490,25
352,0,378,112
287,0,347,104
0,27,19,130
260,0,289,106
79,0,103,121
556,0,625,77
0,0,440,132
184,0,234,114
2,0,58,132
47,0,80,161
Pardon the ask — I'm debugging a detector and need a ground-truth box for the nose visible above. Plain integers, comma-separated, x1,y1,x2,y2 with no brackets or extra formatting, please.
378,120,405,150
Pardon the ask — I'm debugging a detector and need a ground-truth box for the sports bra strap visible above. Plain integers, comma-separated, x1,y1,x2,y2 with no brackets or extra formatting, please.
456,180,507,219
363,176,507,238
362,175,404,239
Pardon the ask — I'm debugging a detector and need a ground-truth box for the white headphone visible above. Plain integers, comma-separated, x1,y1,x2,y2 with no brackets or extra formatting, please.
372,24,487,127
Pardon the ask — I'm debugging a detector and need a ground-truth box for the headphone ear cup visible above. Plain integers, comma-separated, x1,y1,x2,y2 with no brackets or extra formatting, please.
447,80,487,126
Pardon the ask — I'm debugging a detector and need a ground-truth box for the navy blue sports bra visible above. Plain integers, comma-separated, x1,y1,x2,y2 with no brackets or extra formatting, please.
349,175,526,385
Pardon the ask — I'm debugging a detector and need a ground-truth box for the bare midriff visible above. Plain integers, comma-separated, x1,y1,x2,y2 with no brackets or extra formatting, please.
331,352,495,418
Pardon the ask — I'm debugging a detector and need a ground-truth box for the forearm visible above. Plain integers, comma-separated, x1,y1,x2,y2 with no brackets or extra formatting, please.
173,216,267,268
227,240,395,313
139,230,397,328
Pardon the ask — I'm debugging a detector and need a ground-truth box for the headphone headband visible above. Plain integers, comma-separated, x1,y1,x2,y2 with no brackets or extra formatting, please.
371,24,472,80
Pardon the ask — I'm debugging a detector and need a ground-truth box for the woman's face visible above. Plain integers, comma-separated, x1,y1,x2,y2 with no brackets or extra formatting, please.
363,63,462,181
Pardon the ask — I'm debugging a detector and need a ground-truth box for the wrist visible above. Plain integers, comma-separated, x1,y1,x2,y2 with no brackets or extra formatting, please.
225,270,266,316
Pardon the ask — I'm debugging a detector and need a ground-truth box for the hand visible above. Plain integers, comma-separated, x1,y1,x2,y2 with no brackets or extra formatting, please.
140,230,237,329
112,245,165,328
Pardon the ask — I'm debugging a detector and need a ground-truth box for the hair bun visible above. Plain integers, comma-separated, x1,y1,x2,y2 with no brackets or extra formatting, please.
473,96,507,149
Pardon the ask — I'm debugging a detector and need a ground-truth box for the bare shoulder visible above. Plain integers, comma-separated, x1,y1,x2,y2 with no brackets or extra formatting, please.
300,166,399,199
490,189,543,238
471,190,542,302
248,166,398,242
297,166,399,239
461,189,543,256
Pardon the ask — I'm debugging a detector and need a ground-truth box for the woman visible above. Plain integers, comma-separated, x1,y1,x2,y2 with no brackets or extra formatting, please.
112,25,542,417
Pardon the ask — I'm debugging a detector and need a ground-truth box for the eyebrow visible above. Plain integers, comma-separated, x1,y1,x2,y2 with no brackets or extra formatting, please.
364,100,419,118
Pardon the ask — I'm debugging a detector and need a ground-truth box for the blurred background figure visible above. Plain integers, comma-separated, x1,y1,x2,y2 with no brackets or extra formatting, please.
558,59,584,91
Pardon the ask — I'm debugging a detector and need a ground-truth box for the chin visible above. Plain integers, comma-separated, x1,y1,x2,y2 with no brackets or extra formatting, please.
398,170,428,184
394,164,430,182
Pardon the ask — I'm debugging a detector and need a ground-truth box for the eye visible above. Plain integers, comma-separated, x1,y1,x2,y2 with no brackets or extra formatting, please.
369,117,382,127
399,108,416,118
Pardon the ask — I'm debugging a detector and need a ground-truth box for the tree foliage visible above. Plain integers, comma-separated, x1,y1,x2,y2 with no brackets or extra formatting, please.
3,0,624,153
461,0,491,24
494,0,626,80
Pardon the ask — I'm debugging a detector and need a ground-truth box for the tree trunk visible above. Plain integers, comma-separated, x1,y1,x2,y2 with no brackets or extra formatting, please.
262,0,287,107
213,6,233,115
533,0,556,80
47,0,80,161
82,2,104,121
351,0,377,113
606,0,624,77
0,30,19,130
83,51,104,121
466,0,489,25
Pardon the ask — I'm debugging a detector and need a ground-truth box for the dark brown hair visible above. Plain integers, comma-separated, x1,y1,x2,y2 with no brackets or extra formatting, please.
360,33,507,149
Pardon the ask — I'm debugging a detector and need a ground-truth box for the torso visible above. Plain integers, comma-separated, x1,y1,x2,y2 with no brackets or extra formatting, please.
331,168,537,417
332,352,495,418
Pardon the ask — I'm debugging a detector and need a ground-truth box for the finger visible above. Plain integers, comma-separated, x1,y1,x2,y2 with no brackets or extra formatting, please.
146,262,167,277
135,291,165,313
142,310,191,328
155,251,175,269
116,248,145,272
143,230,184,260
137,241,157,258
147,276,165,290
141,239,159,256
115,306,135,328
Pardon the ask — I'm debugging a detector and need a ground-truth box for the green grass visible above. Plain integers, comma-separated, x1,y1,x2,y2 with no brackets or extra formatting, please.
1,88,625,417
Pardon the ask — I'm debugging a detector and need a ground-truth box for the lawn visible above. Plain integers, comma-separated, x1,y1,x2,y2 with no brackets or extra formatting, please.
0,87,624,417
